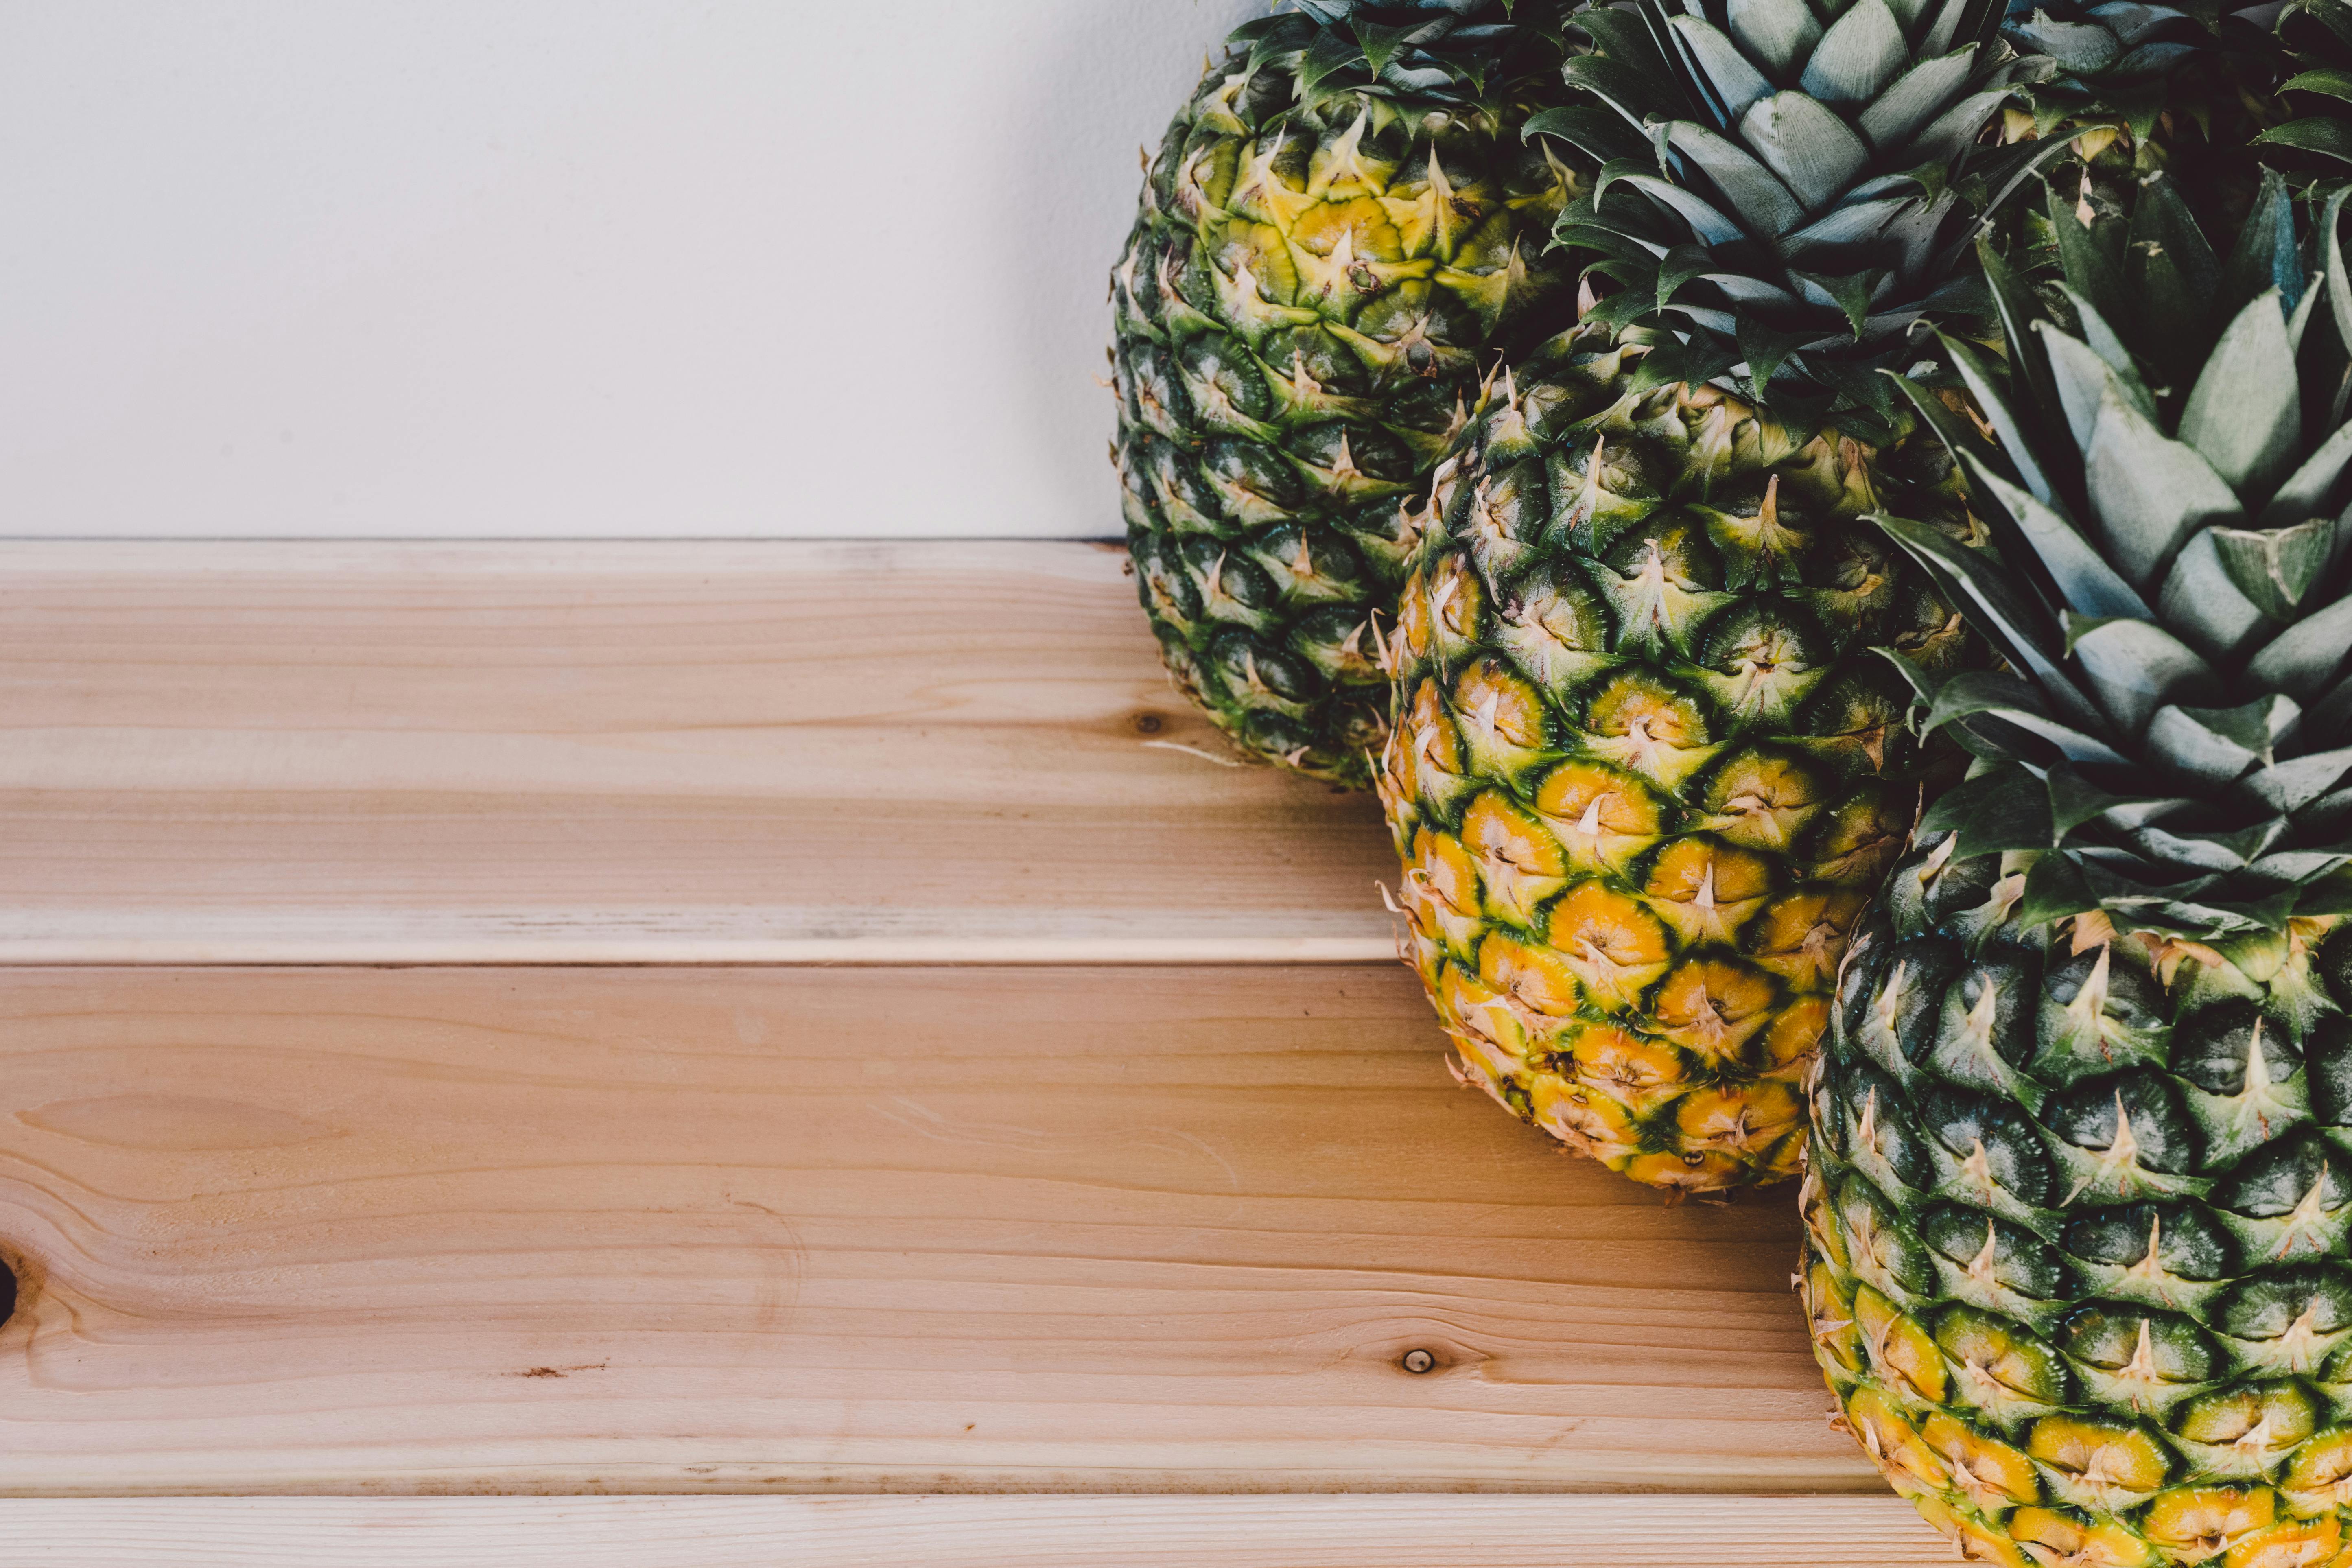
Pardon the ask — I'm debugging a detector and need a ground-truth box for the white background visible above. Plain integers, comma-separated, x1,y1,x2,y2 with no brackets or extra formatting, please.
0,2,1264,538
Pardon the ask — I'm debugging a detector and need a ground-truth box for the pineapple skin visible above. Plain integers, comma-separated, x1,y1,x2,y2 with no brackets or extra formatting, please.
1806,839,2352,1566
1111,52,1586,787
1378,322,1975,1195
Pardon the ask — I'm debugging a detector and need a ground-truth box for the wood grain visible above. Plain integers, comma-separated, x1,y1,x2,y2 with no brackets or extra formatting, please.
0,1496,1950,1566
0,963,1872,1495
0,540,1394,964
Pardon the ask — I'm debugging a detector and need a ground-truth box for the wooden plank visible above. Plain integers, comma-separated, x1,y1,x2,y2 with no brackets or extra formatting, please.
0,1496,1949,1566
0,964,1871,1495
0,540,1394,964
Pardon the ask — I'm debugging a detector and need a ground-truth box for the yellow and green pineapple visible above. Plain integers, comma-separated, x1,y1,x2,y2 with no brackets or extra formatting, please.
1113,1,1594,785
1378,0,2051,1192
1806,95,2352,1557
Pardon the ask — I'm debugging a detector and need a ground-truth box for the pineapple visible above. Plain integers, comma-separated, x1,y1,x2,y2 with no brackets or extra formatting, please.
1112,1,1593,786
1804,160,2352,1561
2004,0,2279,147
2001,0,2283,237
1377,0,2048,1194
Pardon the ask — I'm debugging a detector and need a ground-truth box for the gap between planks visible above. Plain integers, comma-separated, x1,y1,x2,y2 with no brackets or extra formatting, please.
0,539,1399,966
0,916,1394,967
0,1495,1952,1567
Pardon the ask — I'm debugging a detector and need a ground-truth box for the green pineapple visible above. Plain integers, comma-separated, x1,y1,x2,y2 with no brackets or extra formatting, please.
1804,157,2352,1561
2000,0,2282,242
1375,0,2048,1194
1112,1,1593,785
2003,0,2279,148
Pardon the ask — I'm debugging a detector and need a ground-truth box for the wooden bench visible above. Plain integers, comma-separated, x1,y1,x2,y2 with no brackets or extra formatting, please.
0,540,1941,1564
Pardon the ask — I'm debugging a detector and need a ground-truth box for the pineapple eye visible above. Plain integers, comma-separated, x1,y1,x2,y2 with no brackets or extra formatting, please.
2283,1429,2352,1507
1152,454,1234,539
1580,671,1685,741
2305,1014,2352,1128
1915,1083,2058,1209
2044,1071,2202,1183
1257,324,1371,396
2057,1301,2221,1384
2023,1415,2173,1509
1806,529,1894,599
1450,658,1549,757
1201,439,1305,525
1917,1204,2072,1304
1849,933,1965,1069
1289,604,1382,685
1600,518,1724,592
1408,828,1483,923
2061,1201,2237,1283
1639,837,1773,948
1426,551,1486,645
1747,887,1867,992
1177,338,1277,430
2171,1382,2319,1451
1789,671,1906,779
1186,543,1280,625
1458,791,1569,930
1755,997,1827,1076
1229,708,1318,768
1543,433,1666,529
1125,346,1192,442
1842,1387,1952,1496
1286,421,1414,499
1461,457,1548,551
1475,932,1582,1020
2133,1486,2280,1560
1835,1058,1935,1190
1932,1305,2068,1407
1204,630,1318,711
2006,1506,2148,1565
1917,1413,2039,1510
1880,571,1968,666
1835,1172,1940,1297
2212,1132,2352,1222
2210,1264,2352,1357
1919,947,2042,1093
1690,746,1823,851
1543,884,1672,1013
2031,945,2171,1088
2170,1002,2304,1097
1648,956,1781,1067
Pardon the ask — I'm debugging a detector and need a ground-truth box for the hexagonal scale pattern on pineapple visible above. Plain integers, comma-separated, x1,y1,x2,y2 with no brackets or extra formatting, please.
1379,321,1975,1196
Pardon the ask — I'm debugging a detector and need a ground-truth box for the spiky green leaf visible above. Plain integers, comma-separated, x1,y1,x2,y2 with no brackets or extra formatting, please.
2177,291,2301,501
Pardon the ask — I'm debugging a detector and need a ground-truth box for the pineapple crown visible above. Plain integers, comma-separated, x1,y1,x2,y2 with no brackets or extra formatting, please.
1872,168,2352,942
1222,0,1582,121
1522,0,2061,442
2004,0,2282,143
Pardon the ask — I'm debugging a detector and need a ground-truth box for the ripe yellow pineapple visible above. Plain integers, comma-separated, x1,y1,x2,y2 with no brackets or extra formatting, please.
1374,0,2048,1192
1381,334,1975,1193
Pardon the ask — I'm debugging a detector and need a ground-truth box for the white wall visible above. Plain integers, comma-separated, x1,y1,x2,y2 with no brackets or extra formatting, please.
0,1,1263,538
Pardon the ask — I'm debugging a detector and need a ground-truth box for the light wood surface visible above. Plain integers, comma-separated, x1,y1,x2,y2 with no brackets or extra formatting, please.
0,963,1867,1496
0,540,1921,1557
0,1495,1949,1566
0,540,1393,964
